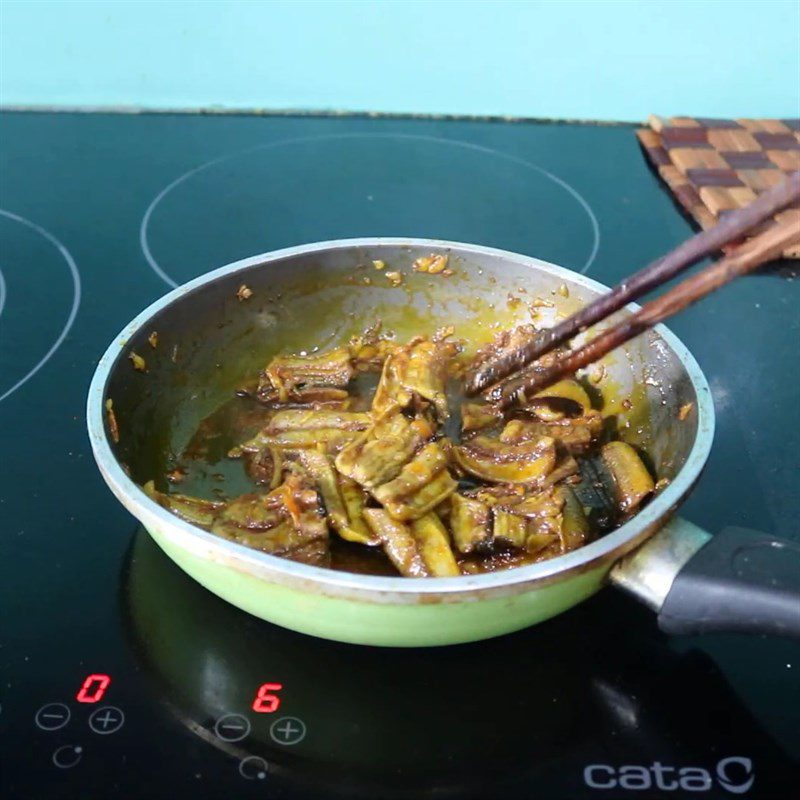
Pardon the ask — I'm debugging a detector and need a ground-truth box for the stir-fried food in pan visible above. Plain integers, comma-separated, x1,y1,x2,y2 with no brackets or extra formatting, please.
144,324,657,577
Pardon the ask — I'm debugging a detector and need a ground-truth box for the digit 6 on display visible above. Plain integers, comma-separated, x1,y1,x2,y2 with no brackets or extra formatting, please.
252,683,282,713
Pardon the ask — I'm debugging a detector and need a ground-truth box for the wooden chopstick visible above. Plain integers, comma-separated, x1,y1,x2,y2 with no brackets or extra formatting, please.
484,216,800,408
465,170,800,397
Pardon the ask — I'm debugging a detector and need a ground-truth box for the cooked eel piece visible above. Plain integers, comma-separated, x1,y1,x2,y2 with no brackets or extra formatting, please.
298,449,377,545
449,493,492,554
461,402,504,434
382,467,457,522
264,346,354,390
453,435,557,484
460,379,593,437
524,529,561,556
362,508,430,577
526,378,593,421
540,451,581,487
479,485,590,558
255,385,352,409
144,475,329,566
492,510,530,548
556,485,592,551
335,408,435,489
468,484,527,507
340,475,376,543
215,481,329,566
243,445,284,487
229,409,371,455
369,439,447,497
500,411,603,455
259,347,355,402
238,428,360,451
372,441,457,521
409,514,460,576
459,549,531,575
510,487,564,521
143,480,223,527
372,336,459,421
263,409,370,432
348,321,397,372
492,487,563,554
601,441,655,514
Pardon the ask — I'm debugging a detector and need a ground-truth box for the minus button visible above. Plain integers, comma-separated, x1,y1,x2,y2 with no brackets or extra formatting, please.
214,713,251,742
35,703,71,731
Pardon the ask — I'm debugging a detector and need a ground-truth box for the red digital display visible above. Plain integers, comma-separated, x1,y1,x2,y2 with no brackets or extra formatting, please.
76,673,111,704
252,682,282,713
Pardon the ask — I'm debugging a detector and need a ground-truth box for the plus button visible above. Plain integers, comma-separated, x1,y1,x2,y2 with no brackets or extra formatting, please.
88,706,125,734
269,716,306,745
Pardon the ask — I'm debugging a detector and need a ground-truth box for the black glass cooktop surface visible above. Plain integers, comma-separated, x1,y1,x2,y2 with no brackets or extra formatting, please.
1,111,798,799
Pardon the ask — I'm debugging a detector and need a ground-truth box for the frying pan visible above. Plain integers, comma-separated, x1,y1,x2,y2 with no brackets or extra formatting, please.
86,238,800,646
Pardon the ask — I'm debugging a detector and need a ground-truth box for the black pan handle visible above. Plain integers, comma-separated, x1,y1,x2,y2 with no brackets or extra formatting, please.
611,520,800,639
658,526,800,638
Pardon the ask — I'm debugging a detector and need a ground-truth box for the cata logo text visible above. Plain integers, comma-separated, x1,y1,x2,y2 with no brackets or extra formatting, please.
583,756,755,794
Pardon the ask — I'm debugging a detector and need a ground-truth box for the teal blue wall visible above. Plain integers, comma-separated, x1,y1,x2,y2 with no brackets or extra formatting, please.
1,0,798,121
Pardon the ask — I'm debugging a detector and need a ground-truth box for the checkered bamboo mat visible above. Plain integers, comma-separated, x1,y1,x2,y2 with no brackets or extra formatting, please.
637,115,800,258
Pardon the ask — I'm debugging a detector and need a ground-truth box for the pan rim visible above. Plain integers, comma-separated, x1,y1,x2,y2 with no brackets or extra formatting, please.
87,237,715,600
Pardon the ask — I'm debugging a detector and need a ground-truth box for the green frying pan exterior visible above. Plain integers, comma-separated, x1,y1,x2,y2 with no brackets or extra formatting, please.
150,524,609,646
87,239,714,646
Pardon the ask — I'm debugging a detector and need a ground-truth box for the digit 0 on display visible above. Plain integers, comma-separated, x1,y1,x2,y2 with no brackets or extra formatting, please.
252,683,282,713
76,673,111,703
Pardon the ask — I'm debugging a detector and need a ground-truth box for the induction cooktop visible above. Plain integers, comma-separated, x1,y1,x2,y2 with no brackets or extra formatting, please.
1,111,798,800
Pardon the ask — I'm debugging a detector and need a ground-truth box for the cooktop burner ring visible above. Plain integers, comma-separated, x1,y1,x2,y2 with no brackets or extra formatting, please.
0,209,82,404
0,267,6,321
139,132,601,289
